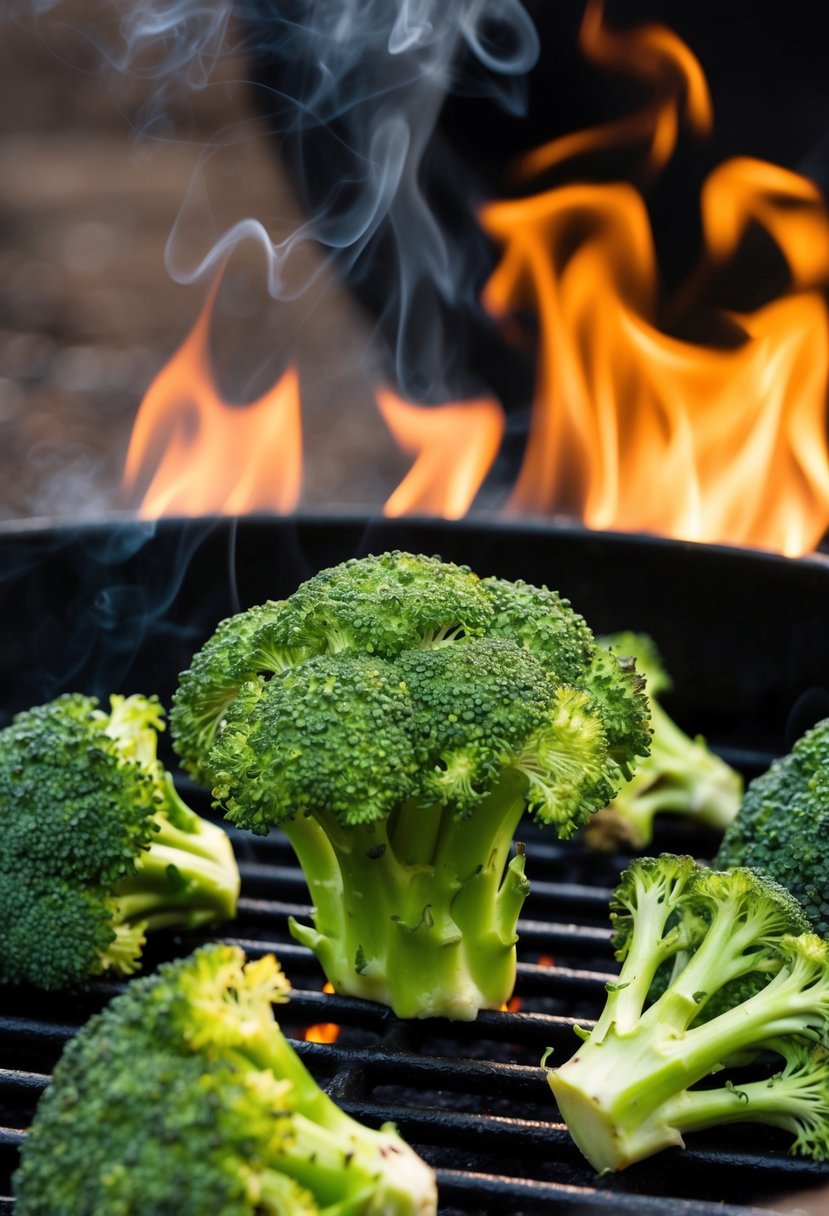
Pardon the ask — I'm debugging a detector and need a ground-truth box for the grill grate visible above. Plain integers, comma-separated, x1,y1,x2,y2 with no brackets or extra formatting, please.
2,775,828,1215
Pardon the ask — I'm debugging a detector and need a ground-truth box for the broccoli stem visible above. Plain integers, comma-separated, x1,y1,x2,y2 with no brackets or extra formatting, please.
286,772,531,1019
658,1069,825,1142
256,1114,435,1216
587,704,742,850
593,884,695,1041
280,811,347,945
230,1027,437,1215
111,807,239,933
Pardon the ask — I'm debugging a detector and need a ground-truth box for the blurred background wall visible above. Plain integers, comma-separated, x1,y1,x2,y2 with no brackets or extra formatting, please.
0,1,402,522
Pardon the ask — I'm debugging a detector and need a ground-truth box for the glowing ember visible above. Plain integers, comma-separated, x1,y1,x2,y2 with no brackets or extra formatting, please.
377,387,505,519
123,275,302,519
481,2,829,556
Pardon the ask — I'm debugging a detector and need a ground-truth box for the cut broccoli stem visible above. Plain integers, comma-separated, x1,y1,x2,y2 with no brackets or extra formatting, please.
287,772,531,1019
550,934,829,1172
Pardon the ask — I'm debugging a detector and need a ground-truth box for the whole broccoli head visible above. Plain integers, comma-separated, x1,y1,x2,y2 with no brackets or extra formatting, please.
13,943,437,1216
172,551,650,1019
715,717,829,935
548,854,829,1172
584,632,743,851
0,693,240,990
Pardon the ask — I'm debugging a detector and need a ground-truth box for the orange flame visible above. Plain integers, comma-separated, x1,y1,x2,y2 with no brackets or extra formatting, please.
123,275,302,518
481,4,829,556
303,980,340,1044
377,388,505,519
517,0,713,184
121,1,829,555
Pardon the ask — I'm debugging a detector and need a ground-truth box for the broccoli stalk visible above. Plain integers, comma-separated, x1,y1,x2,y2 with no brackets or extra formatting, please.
283,772,531,1018
0,693,240,990
13,943,438,1215
548,856,829,1172
650,1039,829,1156
584,633,742,850
174,551,651,1020
110,771,239,933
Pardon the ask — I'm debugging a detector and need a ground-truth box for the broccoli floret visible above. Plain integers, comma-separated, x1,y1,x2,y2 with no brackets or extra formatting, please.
174,551,650,1020
584,633,743,850
213,654,417,831
715,717,829,935
170,600,304,785
0,693,240,990
547,855,829,1172
13,943,438,1215
480,582,651,777
271,550,495,656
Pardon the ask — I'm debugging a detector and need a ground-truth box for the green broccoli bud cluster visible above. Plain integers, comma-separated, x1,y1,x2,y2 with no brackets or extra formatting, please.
548,855,829,1172
13,943,438,1215
715,716,829,935
0,693,240,990
584,633,743,851
172,550,651,1019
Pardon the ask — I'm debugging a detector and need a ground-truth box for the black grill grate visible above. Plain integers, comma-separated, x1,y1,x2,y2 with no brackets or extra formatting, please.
2,776,828,1215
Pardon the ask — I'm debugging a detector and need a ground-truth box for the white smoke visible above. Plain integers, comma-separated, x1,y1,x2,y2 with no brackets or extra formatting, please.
15,0,540,400
22,0,235,88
